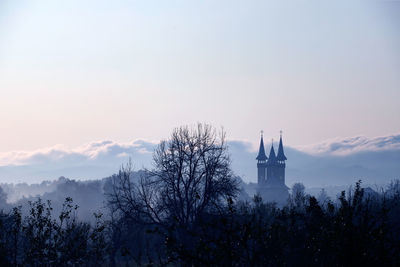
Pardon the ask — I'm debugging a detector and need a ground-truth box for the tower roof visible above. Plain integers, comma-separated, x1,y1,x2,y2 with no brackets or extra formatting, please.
267,142,277,164
256,132,268,161
276,132,287,161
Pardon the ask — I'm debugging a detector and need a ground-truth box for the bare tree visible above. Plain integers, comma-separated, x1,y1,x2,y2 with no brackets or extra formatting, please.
290,182,307,209
108,123,239,228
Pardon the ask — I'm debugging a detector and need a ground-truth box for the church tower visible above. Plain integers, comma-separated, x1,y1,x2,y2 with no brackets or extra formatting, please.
256,131,289,205
276,131,287,185
266,141,279,186
256,131,268,185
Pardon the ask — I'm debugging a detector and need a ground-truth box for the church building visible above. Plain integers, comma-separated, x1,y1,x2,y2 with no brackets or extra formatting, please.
256,131,289,204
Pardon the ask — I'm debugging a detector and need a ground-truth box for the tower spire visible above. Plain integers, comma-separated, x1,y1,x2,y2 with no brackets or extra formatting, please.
277,130,287,161
267,140,277,164
256,131,268,161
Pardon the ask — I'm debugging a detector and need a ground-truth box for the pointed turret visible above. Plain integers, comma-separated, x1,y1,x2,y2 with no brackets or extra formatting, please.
259,132,289,204
257,131,268,185
256,132,268,161
267,141,277,165
276,131,287,161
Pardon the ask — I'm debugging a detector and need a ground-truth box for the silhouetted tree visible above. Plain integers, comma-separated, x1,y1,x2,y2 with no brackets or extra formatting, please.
108,123,239,264
317,188,330,206
109,124,239,226
290,182,306,210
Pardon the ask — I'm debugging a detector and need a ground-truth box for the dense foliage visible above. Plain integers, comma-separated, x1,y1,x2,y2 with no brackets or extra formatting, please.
0,197,107,266
0,181,400,266
1,124,399,266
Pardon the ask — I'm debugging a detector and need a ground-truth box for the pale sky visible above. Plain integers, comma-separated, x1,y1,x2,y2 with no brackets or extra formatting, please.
0,0,399,152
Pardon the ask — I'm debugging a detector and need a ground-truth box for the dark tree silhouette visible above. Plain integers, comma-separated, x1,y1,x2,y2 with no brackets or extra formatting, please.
106,124,240,264
108,123,239,228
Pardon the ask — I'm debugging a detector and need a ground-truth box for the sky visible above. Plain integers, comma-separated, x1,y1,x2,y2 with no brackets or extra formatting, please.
0,0,399,153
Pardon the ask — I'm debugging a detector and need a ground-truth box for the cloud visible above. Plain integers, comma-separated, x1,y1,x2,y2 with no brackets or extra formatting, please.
299,133,400,155
0,133,399,186
0,140,157,167
0,140,157,183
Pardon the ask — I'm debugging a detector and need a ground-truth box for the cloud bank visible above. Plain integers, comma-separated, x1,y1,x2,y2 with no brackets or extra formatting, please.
0,133,399,186
0,140,157,183
0,140,157,166
300,133,400,155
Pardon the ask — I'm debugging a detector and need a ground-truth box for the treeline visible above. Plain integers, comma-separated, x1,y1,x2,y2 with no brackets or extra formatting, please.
1,180,400,266
0,124,399,266
0,197,107,266
106,181,400,266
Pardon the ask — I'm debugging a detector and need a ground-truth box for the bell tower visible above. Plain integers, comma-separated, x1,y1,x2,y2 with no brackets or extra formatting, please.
266,140,279,186
256,130,289,205
256,131,268,185
276,131,287,186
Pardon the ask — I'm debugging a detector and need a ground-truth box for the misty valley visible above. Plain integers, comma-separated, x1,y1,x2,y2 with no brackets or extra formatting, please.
0,124,399,266
2,0,399,265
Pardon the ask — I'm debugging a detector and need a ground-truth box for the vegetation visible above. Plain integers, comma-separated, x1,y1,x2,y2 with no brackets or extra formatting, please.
1,179,400,266
0,198,107,266
0,124,399,266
